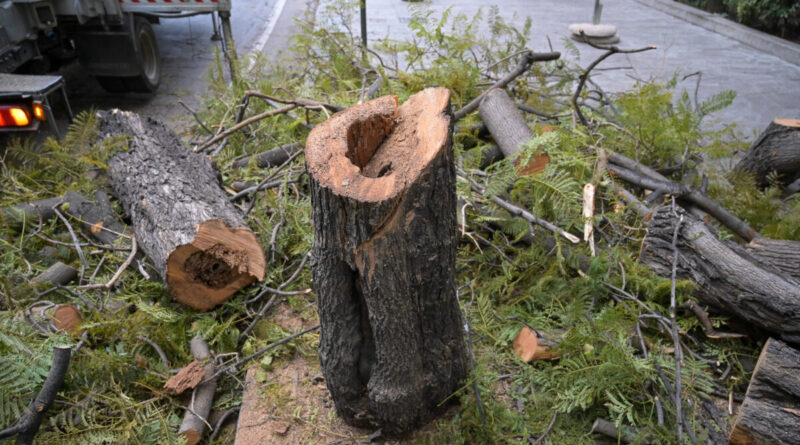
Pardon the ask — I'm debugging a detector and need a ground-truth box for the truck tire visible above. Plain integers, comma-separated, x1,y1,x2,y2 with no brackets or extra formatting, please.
95,17,161,94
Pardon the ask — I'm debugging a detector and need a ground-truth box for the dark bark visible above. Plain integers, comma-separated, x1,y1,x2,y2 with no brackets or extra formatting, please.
306,89,467,435
32,262,78,286
729,338,800,445
61,190,128,246
0,346,71,445
1,196,63,232
230,142,303,169
735,118,800,188
98,109,266,310
178,337,217,445
640,205,800,344
746,237,800,280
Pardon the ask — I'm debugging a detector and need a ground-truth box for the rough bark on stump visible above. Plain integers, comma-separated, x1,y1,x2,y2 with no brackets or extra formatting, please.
640,205,800,344
729,338,800,445
746,237,800,280
306,88,467,435
98,109,266,310
735,118,800,187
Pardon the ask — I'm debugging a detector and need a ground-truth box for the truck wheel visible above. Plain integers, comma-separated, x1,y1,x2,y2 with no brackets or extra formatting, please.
94,17,160,94
126,16,161,93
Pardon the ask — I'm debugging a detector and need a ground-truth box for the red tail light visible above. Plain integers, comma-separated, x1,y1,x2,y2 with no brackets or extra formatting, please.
0,106,31,127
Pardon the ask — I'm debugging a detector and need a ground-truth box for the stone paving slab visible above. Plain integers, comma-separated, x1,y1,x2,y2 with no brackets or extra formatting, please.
316,0,800,136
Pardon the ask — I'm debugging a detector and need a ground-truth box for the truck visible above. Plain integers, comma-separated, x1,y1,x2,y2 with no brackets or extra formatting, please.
0,0,233,132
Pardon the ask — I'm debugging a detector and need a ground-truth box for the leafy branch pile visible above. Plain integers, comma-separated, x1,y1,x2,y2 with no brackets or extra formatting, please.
1,1,798,443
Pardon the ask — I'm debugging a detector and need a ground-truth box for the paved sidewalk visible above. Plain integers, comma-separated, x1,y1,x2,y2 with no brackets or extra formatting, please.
317,0,800,136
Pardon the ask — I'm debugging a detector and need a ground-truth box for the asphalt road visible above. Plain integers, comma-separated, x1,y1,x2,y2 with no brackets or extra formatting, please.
52,0,315,136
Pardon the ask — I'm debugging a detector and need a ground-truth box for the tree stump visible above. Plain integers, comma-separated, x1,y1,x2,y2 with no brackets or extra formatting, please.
98,109,266,311
735,118,800,187
305,88,467,435
729,338,800,445
640,205,800,344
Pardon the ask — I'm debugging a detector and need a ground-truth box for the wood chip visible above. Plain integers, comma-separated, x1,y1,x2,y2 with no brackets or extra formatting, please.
164,360,206,395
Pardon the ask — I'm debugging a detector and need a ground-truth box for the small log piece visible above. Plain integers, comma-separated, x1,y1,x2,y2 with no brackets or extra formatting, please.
735,118,800,187
179,337,218,445
306,88,467,435
640,205,800,344
0,196,63,232
231,142,303,169
32,262,78,286
52,305,84,336
729,338,800,445
98,110,266,310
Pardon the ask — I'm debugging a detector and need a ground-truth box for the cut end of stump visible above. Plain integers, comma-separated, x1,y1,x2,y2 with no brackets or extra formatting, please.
167,219,266,311
306,87,452,202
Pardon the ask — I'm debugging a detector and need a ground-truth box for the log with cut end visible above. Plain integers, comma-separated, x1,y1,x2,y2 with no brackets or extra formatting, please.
513,326,562,362
478,88,549,174
735,118,800,188
306,88,467,435
729,338,800,444
640,205,800,344
98,109,265,311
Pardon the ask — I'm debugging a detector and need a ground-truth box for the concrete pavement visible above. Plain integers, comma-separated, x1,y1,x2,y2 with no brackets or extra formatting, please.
311,0,800,136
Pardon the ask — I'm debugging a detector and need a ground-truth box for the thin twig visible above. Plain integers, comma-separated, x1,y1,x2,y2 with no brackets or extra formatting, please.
571,33,655,126
668,198,684,444
194,104,297,152
178,100,213,134
453,50,560,121
138,335,171,369
52,207,87,283
77,237,137,290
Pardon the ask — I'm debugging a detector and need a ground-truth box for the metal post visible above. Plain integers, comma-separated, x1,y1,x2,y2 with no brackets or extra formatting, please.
360,1,367,60
219,11,237,83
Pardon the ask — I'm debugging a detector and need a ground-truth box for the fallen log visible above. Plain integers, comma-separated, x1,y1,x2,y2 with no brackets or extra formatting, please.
306,88,467,435
640,205,800,344
746,237,800,280
729,338,800,445
98,109,266,311
478,88,549,173
735,118,800,188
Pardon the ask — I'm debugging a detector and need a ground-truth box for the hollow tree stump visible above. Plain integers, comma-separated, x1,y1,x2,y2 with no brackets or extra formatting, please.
306,88,467,435
735,118,800,187
729,338,800,444
98,109,266,311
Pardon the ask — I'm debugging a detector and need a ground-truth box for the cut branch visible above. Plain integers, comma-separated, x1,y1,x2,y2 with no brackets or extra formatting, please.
0,346,71,444
179,337,218,445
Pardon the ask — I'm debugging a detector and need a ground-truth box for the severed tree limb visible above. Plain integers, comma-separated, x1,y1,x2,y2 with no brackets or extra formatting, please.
179,337,218,445
606,151,758,241
572,33,656,127
0,346,71,445
32,262,78,286
453,50,561,121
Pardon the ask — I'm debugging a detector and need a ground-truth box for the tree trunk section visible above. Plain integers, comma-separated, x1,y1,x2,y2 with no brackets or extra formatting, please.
640,205,800,344
729,338,800,445
306,88,467,435
98,109,266,311
735,118,800,187
746,237,800,280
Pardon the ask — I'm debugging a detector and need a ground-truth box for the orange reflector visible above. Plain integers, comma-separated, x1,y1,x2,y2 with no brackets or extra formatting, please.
33,102,45,121
9,108,29,126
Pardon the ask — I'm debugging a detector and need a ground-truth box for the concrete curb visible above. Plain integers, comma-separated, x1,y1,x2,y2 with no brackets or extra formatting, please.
632,0,800,66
